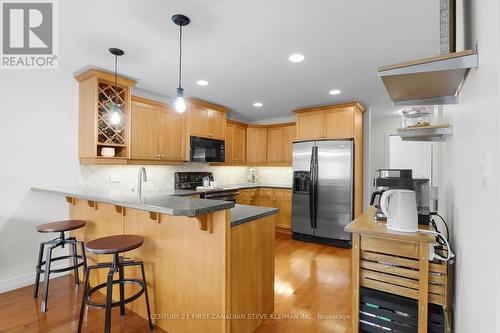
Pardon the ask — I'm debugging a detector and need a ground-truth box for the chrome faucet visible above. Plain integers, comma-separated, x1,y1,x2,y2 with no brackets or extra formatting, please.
137,167,147,201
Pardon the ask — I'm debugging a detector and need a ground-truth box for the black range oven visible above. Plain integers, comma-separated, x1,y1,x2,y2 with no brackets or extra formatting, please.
175,171,239,203
190,136,225,163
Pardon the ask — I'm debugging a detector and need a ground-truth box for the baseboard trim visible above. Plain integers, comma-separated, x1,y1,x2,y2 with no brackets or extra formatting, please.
0,265,69,294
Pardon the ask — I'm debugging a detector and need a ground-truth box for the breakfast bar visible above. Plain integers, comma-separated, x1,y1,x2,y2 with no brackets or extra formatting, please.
32,186,278,333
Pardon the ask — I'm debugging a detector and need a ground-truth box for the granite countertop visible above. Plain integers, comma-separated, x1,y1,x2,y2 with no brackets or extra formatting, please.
230,204,279,227
32,186,234,217
221,183,292,190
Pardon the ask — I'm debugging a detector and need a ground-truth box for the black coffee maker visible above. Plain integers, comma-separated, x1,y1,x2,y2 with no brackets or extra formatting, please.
370,169,414,221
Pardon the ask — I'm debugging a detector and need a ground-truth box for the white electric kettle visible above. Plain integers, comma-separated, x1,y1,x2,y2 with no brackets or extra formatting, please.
380,189,419,232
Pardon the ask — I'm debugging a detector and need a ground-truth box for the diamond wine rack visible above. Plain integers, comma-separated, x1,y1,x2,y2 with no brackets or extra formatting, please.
97,82,126,145
75,69,136,164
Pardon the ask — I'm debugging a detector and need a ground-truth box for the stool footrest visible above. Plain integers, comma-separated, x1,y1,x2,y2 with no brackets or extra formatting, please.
36,255,85,274
84,278,146,309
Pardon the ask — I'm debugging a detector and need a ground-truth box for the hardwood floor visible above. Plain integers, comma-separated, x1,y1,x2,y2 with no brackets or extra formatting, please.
255,233,352,333
0,233,352,333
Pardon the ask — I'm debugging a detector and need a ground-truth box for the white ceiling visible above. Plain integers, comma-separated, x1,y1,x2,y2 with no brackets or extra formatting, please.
60,0,440,121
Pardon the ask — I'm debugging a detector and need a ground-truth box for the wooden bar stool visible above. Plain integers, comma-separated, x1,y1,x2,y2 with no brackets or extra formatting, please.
78,235,153,333
34,220,87,312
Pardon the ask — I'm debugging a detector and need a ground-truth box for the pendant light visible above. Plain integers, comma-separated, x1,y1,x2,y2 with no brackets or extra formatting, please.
109,47,124,125
172,14,190,113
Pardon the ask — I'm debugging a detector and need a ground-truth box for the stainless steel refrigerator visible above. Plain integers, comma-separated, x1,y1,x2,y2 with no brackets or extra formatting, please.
292,140,354,247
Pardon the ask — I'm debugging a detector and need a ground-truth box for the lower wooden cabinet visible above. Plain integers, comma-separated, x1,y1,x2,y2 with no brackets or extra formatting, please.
236,188,259,206
273,189,292,229
258,188,292,229
236,188,292,230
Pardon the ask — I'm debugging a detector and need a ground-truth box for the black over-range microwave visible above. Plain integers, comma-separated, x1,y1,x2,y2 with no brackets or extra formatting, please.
190,136,225,163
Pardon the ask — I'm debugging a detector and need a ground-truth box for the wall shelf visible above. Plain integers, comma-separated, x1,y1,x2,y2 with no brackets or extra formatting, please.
397,124,453,142
379,49,479,106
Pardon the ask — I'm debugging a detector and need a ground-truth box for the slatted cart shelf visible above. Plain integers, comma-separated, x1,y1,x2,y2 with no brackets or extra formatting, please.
346,208,453,333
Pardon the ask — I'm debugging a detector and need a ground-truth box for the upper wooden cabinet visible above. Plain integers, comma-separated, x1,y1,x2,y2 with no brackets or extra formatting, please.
295,102,366,218
187,99,227,140
295,102,366,141
130,96,185,162
324,107,354,139
246,126,268,164
75,69,136,164
226,120,247,164
267,124,295,165
295,110,324,141
267,127,284,164
284,125,296,164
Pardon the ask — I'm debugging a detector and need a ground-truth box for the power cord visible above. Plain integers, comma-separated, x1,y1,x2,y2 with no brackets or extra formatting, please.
431,213,450,240
419,229,455,262
429,213,455,254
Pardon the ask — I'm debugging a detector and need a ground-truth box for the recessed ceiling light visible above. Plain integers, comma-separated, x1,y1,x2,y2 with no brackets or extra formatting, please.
329,89,341,95
196,80,208,86
253,102,263,107
288,54,304,63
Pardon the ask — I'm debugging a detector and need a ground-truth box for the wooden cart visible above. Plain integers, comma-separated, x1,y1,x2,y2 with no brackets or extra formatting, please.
345,207,452,333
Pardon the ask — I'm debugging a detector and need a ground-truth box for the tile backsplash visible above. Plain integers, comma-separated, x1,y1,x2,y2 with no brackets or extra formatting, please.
79,164,292,192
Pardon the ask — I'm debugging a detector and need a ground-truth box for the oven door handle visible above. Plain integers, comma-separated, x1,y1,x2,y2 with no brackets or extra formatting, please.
204,191,240,199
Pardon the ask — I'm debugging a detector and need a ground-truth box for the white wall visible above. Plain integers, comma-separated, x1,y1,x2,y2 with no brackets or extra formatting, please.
367,116,400,196
0,70,81,291
439,0,500,331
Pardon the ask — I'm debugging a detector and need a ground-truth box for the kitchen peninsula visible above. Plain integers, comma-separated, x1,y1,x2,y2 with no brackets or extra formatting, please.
32,186,278,333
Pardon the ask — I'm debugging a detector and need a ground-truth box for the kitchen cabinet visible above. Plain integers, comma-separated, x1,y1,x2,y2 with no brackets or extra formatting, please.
295,102,366,217
267,124,296,165
226,121,247,164
188,99,227,140
130,104,157,160
284,125,296,164
257,188,292,230
295,102,365,141
75,69,136,164
274,190,292,229
236,188,259,206
267,127,285,164
295,110,324,141
324,107,354,139
158,110,185,161
246,126,268,164
130,96,185,162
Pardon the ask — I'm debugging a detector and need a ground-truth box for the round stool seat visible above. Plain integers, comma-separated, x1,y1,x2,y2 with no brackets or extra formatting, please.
37,220,86,233
86,235,144,255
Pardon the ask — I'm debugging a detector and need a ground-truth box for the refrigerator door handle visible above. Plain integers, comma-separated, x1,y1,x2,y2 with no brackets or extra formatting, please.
309,146,315,229
313,146,319,229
